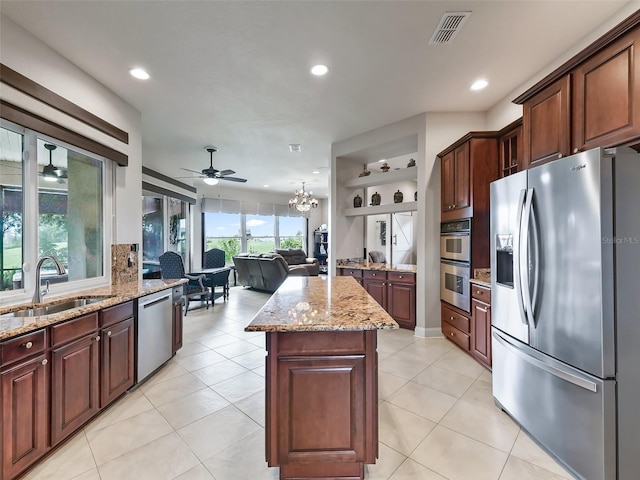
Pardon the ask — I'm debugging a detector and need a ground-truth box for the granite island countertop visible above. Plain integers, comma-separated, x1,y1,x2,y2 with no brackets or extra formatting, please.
0,278,187,340
245,276,398,332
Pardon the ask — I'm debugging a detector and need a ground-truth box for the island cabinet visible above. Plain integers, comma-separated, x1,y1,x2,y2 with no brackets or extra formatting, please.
337,267,363,285
246,276,397,480
439,133,499,222
171,286,184,354
1,330,49,480
50,312,101,446
516,12,640,169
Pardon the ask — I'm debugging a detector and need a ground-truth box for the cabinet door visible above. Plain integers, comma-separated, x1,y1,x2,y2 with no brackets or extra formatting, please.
523,76,570,168
51,334,100,446
441,151,455,212
1,354,49,480
276,355,367,465
573,28,640,152
172,301,183,354
500,125,522,177
471,299,491,367
100,317,134,408
363,278,386,308
387,282,415,329
453,143,470,211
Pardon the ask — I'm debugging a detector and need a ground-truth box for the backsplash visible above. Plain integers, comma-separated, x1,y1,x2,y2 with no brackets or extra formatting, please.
111,244,139,284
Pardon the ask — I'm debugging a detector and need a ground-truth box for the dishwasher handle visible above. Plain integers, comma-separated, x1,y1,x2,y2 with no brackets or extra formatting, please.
140,293,171,309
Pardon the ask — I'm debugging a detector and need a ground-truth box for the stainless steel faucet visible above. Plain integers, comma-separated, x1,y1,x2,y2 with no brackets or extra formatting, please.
32,256,67,304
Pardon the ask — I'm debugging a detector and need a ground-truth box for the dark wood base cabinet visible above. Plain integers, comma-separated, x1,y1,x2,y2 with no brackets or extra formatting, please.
265,330,378,480
0,300,137,480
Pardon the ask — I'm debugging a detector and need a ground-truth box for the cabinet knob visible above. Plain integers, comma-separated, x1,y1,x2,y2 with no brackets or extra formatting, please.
399,275,403,279
372,273,376,276
573,148,579,154
107,331,112,337
95,335,101,342
41,358,48,366
450,316,454,320
476,290,481,294
22,341,33,349
449,332,454,337
557,153,563,159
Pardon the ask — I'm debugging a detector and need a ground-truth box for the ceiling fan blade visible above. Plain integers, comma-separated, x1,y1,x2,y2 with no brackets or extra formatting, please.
180,167,203,175
218,169,235,176
220,176,247,183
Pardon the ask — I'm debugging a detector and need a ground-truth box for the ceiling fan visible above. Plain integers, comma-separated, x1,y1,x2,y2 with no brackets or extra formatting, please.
42,143,68,182
179,147,247,185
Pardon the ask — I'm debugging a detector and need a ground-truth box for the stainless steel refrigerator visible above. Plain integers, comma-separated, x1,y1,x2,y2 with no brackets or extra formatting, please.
490,147,640,480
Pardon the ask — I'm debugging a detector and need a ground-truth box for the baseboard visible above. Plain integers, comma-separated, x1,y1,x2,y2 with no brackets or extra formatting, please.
414,326,442,338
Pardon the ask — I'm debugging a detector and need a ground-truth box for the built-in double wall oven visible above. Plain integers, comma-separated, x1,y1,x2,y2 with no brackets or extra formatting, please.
440,219,471,312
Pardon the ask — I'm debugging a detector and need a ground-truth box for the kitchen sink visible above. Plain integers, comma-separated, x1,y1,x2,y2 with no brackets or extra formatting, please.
1,297,111,319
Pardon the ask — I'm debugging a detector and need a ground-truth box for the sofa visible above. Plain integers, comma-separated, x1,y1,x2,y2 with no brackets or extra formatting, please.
274,248,320,276
233,253,313,292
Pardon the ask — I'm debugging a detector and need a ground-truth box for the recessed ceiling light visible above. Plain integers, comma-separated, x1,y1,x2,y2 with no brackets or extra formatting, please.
378,159,386,163
203,178,219,186
470,79,488,91
310,64,329,76
289,144,302,153
312,170,320,174
129,68,150,80
264,184,270,188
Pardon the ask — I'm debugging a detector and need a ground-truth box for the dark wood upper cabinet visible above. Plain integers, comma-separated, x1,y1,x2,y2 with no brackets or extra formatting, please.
499,118,523,177
439,134,498,222
516,12,640,167
572,27,640,152
522,76,571,168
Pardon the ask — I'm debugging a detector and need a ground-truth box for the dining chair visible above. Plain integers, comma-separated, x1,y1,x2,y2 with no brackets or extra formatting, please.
158,251,210,315
203,248,226,268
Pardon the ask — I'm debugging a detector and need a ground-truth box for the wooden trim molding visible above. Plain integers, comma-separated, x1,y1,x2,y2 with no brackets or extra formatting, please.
142,166,197,193
514,10,640,104
1,100,128,166
142,181,196,204
0,64,129,144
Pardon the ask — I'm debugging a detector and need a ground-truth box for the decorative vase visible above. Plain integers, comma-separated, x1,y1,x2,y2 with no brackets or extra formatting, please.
353,194,363,208
407,158,416,168
371,192,381,206
358,164,371,177
380,162,390,173
394,190,403,203
414,191,418,201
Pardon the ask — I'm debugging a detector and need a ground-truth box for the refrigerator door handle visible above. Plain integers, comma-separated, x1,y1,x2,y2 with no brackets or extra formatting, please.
520,188,535,328
493,331,598,392
514,188,529,326
529,192,541,327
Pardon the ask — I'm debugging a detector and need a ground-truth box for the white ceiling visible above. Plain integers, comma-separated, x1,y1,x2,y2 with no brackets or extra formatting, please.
0,1,632,197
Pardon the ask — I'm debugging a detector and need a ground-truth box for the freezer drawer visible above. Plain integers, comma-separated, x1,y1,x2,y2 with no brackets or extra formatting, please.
492,329,615,480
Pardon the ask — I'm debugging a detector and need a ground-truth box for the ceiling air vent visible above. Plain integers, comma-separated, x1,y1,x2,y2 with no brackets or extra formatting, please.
429,12,471,45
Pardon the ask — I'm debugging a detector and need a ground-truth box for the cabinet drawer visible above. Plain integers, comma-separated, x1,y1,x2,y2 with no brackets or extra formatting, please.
339,268,363,279
101,301,133,328
51,313,99,347
471,284,491,304
387,271,415,284
442,321,470,351
441,303,470,334
1,329,47,367
362,270,386,280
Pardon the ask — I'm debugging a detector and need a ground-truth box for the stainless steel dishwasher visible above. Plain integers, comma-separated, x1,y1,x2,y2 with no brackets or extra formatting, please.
137,289,173,383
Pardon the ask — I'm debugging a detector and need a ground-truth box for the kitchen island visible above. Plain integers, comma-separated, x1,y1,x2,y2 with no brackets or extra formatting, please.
245,275,397,480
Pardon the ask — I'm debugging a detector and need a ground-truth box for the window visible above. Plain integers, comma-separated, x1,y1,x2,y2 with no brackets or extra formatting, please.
0,121,110,296
203,212,241,263
202,211,307,264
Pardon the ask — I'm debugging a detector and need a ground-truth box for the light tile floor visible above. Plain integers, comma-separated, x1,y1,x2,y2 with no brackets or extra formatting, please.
23,286,574,480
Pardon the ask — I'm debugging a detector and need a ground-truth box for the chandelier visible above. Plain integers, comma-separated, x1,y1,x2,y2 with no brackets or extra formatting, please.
289,182,318,214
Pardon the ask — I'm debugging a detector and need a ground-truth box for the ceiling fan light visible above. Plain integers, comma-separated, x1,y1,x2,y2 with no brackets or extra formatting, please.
203,177,219,186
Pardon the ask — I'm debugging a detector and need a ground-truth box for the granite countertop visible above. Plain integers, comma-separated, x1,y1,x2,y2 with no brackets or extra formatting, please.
245,276,398,332
0,279,187,340
336,262,417,273
470,278,491,287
